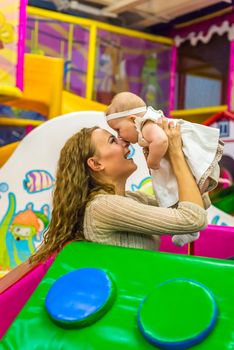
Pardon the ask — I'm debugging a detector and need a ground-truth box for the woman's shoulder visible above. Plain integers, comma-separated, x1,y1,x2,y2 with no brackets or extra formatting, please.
125,191,158,206
87,192,148,206
87,191,158,209
85,193,139,219
87,193,125,209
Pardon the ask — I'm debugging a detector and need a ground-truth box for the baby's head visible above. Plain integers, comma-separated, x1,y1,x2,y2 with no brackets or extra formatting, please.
106,92,146,143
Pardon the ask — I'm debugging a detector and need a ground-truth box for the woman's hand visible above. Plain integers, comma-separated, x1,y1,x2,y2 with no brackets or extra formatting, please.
143,147,149,161
157,117,183,159
156,118,204,208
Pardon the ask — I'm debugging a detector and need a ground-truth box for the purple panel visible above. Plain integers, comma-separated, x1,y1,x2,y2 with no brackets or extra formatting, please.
0,126,26,146
36,19,69,70
95,29,172,115
25,17,34,53
69,25,89,96
26,16,89,97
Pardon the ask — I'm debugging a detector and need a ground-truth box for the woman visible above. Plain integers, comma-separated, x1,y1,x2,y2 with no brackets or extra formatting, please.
30,118,207,265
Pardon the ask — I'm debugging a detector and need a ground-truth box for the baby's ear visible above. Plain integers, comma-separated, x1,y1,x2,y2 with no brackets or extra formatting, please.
127,115,136,122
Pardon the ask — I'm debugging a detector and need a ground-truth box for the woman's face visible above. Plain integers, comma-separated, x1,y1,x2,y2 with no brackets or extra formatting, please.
90,128,137,181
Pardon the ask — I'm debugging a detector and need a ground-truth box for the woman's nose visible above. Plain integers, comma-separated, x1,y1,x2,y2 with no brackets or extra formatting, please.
117,137,130,147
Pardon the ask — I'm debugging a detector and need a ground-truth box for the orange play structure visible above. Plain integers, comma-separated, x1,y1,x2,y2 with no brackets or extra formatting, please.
0,53,106,167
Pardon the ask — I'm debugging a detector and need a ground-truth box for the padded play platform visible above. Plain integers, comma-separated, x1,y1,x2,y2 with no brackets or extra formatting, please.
1,242,234,349
45,267,116,328
138,279,217,349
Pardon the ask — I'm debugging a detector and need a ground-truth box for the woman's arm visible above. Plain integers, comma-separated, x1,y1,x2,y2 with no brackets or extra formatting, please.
89,194,207,236
161,118,204,208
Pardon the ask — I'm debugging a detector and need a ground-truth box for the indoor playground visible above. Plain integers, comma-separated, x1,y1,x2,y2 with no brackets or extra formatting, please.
0,0,234,349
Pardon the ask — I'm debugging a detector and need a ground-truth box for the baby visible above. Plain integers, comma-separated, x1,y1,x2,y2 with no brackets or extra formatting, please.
105,92,224,247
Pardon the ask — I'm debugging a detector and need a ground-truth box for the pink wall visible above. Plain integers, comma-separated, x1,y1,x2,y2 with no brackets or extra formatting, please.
0,256,54,339
160,224,234,259
227,41,234,111
17,0,27,90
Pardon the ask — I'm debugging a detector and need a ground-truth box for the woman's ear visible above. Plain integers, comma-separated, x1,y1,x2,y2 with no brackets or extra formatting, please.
87,157,104,172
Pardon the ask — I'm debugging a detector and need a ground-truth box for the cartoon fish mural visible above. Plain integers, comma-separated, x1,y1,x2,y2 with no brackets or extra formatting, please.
0,182,9,199
23,170,55,194
211,215,228,226
140,53,163,108
131,177,155,196
127,144,135,159
0,193,16,270
0,182,9,193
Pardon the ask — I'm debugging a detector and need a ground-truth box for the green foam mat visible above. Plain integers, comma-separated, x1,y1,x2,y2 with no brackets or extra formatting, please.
1,242,234,350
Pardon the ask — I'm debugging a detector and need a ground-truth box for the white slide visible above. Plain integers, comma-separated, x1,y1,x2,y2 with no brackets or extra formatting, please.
0,111,149,270
207,205,234,226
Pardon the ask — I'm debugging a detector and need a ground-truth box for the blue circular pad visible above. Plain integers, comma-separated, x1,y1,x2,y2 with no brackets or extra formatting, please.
45,267,116,328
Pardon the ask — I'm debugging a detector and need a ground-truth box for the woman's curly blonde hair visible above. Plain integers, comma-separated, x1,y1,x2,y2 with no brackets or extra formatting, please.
30,127,115,265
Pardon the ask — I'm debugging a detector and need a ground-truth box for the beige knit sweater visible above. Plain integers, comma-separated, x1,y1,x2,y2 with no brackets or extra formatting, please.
84,191,208,251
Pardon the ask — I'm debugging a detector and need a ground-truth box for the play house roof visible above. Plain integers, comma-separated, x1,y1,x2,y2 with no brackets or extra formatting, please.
204,111,234,126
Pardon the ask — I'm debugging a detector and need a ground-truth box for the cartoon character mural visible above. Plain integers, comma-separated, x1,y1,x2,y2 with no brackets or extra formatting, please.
96,38,129,104
0,12,14,50
0,192,50,270
0,169,55,270
7,202,49,268
0,182,9,199
0,193,16,270
140,53,163,108
0,0,27,97
131,177,155,196
0,182,52,271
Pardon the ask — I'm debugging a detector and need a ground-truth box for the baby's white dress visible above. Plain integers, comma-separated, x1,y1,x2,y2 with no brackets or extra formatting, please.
134,107,224,208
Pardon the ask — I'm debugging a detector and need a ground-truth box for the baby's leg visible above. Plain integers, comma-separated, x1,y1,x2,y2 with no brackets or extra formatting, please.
170,202,200,247
172,232,200,247
201,178,210,194
199,164,220,194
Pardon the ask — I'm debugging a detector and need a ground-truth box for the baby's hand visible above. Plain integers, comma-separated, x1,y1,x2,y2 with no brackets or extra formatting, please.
154,117,163,127
142,148,152,175
160,117,183,158
143,147,149,161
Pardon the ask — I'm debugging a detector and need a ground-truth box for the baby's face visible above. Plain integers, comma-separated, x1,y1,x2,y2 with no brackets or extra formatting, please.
108,117,138,144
